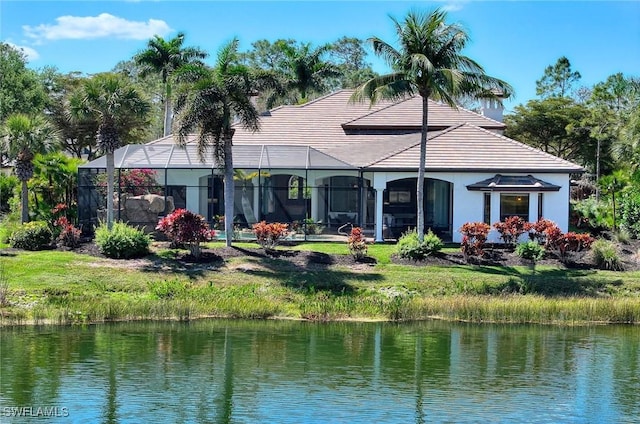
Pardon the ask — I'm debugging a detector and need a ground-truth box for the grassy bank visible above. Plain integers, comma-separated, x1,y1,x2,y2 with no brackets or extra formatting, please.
1,242,640,325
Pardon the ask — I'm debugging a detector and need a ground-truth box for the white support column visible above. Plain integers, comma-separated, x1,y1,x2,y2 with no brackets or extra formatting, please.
311,186,319,221
489,192,502,242
187,186,200,214
529,192,539,222
490,192,501,224
375,188,384,242
252,177,260,221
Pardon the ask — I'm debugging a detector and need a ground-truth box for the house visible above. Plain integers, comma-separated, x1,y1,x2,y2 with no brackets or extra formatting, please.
78,90,583,242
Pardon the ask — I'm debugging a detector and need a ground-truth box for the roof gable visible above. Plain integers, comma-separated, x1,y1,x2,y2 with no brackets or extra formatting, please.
342,96,505,130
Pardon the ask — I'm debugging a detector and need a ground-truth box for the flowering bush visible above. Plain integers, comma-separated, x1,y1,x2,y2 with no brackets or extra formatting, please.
493,216,532,247
96,169,162,197
252,221,289,250
459,222,491,262
347,227,368,260
156,209,216,258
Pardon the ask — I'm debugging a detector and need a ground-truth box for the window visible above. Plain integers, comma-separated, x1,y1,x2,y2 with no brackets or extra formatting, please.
330,176,358,212
389,190,411,204
166,185,186,210
483,193,491,224
537,193,543,221
288,176,310,200
500,194,529,221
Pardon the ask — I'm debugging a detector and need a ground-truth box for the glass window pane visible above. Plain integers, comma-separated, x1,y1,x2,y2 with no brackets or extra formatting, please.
500,194,529,221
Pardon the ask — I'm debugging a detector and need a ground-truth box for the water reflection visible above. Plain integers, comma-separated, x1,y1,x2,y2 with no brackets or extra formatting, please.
1,320,639,423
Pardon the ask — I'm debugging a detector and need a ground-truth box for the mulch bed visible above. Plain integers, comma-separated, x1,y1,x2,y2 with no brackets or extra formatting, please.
59,239,640,272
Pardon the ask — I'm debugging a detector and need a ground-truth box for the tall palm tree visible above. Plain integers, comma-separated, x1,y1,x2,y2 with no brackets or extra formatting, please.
173,38,260,247
265,42,339,108
135,32,208,137
1,113,58,223
70,73,150,229
351,9,513,241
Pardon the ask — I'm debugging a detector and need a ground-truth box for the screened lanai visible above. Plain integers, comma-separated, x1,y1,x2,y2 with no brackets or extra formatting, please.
78,144,375,240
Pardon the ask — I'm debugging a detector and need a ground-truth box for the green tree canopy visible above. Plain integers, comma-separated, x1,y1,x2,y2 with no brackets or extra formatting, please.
0,43,48,123
505,97,597,168
535,56,582,99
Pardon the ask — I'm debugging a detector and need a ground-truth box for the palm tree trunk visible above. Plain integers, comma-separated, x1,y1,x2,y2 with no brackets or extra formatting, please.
416,96,429,242
106,152,115,230
223,136,235,247
21,179,29,223
163,83,172,137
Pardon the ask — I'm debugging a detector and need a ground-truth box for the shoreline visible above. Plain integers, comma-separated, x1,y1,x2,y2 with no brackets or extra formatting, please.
2,242,640,327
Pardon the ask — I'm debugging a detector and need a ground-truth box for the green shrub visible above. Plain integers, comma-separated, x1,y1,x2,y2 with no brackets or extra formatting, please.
0,174,18,213
94,222,151,259
292,218,324,235
9,221,52,250
591,239,623,271
620,188,640,238
515,241,545,261
397,229,443,260
571,197,612,233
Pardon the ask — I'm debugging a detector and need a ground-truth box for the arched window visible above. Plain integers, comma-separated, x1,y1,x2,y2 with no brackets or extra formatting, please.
288,175,310,200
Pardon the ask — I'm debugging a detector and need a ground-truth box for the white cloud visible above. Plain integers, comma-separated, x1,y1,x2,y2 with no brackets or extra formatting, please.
441,3,464,12
22,13,172,42
6,42,40,61
432,0,468,13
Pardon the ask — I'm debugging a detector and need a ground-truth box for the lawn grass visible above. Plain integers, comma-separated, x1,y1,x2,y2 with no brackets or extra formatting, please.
2,241,640,326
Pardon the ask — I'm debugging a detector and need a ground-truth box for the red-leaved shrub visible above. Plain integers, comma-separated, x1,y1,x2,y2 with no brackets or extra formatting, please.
156,209,215,258
347,227,367,260
53,216,81,248
493,216,532,247
252,221,289,250
529,218,557,245
543,223,594,263
459,222,491,262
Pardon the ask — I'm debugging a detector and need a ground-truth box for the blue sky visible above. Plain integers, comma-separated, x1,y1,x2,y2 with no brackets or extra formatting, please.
1,1,639,111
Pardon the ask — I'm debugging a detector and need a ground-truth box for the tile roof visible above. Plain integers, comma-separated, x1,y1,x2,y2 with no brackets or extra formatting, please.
140,89,582,174
368,124,584,172
342,96,505,130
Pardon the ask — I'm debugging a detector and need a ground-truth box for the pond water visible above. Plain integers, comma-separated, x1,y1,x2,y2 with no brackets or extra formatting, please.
1,320,639,423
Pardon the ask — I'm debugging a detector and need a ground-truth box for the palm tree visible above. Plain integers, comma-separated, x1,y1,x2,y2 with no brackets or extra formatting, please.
265,42,339,107
173,38,260,247
1,113,58,223
135,32,208,137
70,73,150,229
350,9,513,241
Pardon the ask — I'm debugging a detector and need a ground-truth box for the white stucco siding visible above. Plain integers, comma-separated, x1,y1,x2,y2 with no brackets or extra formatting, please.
453,172,571,243
372,171,572,243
